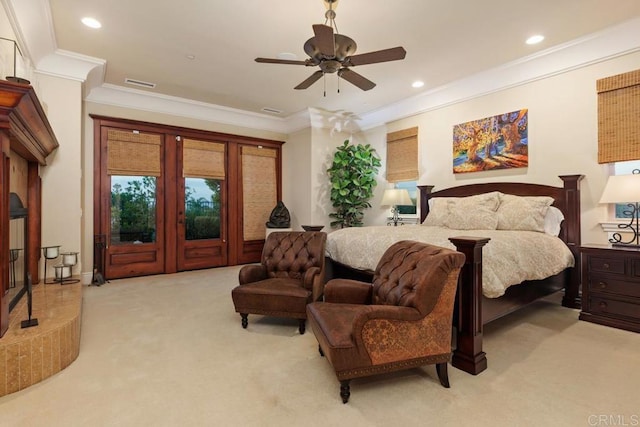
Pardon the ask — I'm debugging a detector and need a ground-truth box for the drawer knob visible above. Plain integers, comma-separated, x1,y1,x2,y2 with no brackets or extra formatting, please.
602,263,610,270
598,281,607,289
599,301,608,310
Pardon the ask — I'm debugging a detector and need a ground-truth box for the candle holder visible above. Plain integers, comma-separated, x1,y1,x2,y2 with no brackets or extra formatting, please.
57,251,80,284
42,245,61,284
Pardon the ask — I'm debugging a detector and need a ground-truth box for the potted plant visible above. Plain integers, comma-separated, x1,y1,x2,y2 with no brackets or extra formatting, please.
327,139,381,228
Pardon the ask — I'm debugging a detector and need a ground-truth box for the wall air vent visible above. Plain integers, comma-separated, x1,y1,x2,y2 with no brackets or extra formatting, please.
261,107,282,115
124,78,156,89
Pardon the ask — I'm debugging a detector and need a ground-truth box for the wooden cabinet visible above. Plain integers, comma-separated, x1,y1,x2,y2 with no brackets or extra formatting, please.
580,244,640,333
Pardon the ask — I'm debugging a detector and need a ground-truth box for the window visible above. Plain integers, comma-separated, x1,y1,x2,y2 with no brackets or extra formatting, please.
394,181,417,215
613,160,640,219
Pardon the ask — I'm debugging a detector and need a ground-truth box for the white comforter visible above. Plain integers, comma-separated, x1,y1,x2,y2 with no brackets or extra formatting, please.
325,225,575,298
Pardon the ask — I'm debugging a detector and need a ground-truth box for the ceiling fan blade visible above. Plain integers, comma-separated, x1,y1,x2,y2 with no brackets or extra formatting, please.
255,57,308,65
295,71,324,90
338,68,376,91
346,46,406,66
312,24,335,58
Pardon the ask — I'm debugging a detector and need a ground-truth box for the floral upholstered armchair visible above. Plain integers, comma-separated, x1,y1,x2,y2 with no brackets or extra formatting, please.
306,240,465,403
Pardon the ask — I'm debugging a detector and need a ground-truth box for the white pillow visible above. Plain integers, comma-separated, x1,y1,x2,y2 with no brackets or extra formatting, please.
444,196,500,230
496,193,554,232
422,192,500,229
422,197,450,226
543,206,564,236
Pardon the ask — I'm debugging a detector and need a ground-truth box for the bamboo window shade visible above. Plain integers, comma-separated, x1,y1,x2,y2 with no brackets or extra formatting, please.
597,69,640,163
386,127,419,182
242,146,278,241
182,139,225,180
107,129,162,176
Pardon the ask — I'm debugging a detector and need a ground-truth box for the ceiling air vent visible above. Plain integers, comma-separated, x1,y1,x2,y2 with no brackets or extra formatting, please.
261,107,282,115
124,78,156,89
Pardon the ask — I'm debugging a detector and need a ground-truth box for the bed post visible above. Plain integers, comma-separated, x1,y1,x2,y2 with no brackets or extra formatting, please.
449,236,491,375
558,175,583,309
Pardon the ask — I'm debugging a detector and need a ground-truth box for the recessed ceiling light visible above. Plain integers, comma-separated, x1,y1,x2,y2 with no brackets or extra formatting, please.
81,17,102,29
412,80,424,88
526,35,544,45
277,52,298,61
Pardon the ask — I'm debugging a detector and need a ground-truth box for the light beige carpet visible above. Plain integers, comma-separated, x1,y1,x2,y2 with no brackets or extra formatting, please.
0,266,638,427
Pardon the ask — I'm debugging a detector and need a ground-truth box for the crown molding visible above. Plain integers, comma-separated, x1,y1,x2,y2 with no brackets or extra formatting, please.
7,1,640,136
358,16,640,130
85,84,304,135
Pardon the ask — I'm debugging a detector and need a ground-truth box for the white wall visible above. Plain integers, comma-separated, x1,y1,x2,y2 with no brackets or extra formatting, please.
34,73,84,277
356,50,640,245
282,127,311,231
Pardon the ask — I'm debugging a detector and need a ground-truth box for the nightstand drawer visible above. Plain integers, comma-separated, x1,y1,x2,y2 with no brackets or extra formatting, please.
588,256,625,275
589,275,640,298
589,296,640,321
633,259,640,278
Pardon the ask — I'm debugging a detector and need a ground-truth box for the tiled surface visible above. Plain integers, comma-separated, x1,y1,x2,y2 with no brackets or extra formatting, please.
0,282,82,397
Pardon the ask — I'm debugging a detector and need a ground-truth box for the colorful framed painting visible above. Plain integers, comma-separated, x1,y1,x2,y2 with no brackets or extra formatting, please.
453,109,528,174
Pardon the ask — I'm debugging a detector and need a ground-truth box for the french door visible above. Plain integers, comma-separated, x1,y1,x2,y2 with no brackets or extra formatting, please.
99,127,165,279
93,116,283,280
176,137,227,270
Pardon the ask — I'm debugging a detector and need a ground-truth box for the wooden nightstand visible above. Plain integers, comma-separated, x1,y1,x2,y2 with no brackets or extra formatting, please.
580,244,640,333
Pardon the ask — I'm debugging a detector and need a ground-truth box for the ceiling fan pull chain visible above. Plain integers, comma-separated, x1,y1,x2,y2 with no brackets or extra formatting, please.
337,74,340,94
323,73,327,97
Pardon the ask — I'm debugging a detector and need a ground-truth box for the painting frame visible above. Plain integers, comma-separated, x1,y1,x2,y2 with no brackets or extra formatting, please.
453,109,528,174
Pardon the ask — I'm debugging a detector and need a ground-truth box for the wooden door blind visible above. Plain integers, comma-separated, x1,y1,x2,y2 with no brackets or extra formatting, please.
182,139,225,180
241,146,277,241
107,129,162,176
597,69,640,163
386,126,419,182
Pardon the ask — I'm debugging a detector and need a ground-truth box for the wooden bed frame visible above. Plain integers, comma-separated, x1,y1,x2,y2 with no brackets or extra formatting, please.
325,175,583,375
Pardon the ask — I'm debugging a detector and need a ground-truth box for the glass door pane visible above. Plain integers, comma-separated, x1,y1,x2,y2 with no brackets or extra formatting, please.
110,176,157,245
185,178,221,240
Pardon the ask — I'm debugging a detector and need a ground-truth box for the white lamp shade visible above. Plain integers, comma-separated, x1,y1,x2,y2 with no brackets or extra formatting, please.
381,189,413,206
599,173,640,204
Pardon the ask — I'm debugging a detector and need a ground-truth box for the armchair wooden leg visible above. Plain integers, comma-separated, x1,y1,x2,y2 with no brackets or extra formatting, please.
340,380,351,404
240,314,248,329
436,363,450,388
298,319,306,335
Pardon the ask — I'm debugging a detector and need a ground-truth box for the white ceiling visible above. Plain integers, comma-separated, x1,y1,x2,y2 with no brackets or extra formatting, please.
14,1,640,127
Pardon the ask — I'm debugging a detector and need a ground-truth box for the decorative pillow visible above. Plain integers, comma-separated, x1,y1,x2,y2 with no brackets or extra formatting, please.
422,192,500,228
443,192,501,230
422,197,450,226
544,206,564,236
496,193,554,232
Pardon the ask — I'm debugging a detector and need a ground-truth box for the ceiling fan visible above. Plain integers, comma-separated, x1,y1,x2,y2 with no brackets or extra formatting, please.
255,0,406,92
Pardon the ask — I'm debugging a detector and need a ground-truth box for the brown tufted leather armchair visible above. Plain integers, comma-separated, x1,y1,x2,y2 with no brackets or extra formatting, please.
231,231,327,334
307,240,465,403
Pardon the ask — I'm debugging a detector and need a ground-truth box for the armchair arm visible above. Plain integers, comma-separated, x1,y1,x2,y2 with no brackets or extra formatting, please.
303,266,325,301
324,279,373,304
354,305,452,363
238,264,268,285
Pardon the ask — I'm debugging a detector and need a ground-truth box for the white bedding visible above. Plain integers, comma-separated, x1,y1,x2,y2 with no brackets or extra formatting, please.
325,225,575,298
